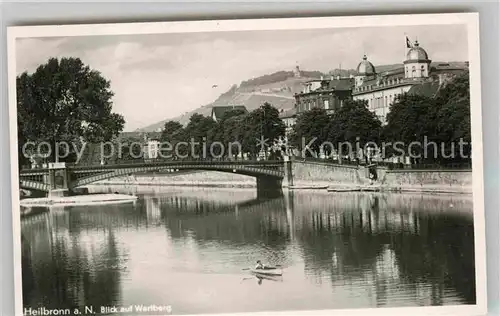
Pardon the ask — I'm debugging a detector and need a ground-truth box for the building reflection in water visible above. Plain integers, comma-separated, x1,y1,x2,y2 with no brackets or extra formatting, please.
21,188,475,312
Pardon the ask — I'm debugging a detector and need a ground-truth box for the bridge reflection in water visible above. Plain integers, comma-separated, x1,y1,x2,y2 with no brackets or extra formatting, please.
20,188,475,314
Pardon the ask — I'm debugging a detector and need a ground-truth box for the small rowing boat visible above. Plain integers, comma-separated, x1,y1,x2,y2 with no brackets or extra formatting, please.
249,266,283,276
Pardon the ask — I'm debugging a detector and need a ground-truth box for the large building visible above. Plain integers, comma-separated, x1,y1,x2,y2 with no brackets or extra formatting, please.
293,76,353,115
352,40,468,124
281,39,468,130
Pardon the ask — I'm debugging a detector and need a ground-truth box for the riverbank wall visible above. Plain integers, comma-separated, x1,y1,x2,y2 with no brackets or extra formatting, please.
379,169,472,194
287,160,361,188
288,160,472,193
89,161,472,194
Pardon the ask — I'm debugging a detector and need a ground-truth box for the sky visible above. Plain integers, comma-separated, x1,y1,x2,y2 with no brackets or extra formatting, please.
16,24,468,131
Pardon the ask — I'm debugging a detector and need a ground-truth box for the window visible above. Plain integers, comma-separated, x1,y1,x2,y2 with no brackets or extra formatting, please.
324,99,329,110
412,66,416,77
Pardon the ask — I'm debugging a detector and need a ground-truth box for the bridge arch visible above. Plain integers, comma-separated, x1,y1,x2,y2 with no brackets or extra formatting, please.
19,160,286,195
69,162,284,189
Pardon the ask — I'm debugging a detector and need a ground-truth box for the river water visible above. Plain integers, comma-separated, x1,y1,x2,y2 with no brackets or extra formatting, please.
20,186,476,315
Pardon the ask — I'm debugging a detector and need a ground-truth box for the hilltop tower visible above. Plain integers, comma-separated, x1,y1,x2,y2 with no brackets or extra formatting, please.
293,64,301,78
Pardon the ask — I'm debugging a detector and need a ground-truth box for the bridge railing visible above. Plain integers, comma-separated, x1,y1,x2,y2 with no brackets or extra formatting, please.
378,161,472,170
296,156,361,166
68,158,284,170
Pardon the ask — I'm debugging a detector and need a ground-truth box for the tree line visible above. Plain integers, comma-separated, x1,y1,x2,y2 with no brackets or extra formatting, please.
157,102,286,160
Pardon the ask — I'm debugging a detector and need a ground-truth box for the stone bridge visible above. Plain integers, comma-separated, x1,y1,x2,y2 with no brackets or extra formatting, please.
19,160,290,197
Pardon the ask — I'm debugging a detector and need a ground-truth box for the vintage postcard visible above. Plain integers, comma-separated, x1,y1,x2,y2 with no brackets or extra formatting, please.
7,13,486,316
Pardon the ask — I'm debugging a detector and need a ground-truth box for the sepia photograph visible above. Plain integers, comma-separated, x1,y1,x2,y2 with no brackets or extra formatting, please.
8,13,486,316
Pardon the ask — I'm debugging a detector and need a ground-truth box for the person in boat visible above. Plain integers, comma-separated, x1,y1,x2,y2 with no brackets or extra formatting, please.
255,260,266,270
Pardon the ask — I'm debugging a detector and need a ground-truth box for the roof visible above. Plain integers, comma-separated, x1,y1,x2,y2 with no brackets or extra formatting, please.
379,67,405,78
145,131,162,140
211,105,248,120
328,78,355,90
356,55,376,75
431,62,468,73
300,77,354,93
406,40,430,61
279,107,297,119
407,81,441,98
355,73,407,90
352,77,417,95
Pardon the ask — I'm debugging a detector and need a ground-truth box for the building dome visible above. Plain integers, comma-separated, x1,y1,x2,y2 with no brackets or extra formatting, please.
406,40,429,61
356,55,376,75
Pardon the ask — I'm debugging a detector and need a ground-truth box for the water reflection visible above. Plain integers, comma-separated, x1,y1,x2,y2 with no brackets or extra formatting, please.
21,208,126,311
21,188,475,314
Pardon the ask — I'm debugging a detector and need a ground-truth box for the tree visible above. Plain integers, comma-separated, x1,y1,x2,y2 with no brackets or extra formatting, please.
434,71,471,162
328,99,381,163
382,71,472,165
213,108,248,158
185,114,217,158
290,108,330,157
221,114,248,159
246,103,286,159
219,108,247,123
383,94,437,163
161,121,184,140
435,71,470,106
160,121,186,159
17,57,125,166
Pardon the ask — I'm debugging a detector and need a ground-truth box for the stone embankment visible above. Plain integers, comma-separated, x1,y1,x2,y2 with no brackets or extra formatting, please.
88,161,472,194
288,160,472,194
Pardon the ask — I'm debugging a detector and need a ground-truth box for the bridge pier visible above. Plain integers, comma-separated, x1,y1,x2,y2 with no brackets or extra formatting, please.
47,163,70,198
284,190,295,240
256,176,283,199
282,156,294,188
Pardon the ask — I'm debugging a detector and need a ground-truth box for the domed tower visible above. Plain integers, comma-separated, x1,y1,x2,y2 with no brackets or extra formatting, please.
355,55,376,87
404,40,431,79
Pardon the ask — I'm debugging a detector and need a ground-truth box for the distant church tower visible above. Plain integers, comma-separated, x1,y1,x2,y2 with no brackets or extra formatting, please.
293,64,301,78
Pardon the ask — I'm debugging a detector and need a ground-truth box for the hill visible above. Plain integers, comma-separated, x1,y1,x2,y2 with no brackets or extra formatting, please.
135,62,465,132
136,69,330,132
